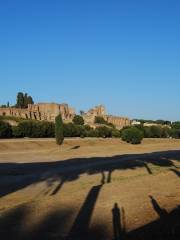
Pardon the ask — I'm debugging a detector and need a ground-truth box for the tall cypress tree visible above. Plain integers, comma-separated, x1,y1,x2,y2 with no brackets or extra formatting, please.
27,96,34,105
55,114,64,145
16,92,24,108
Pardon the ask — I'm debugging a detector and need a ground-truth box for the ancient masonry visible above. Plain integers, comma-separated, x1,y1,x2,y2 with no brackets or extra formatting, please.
82,105,130,129
0,103,75,122
0,103,130,129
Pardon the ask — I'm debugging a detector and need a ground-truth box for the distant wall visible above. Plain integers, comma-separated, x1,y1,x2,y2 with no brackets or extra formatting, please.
0,103,75,122
82,105,130,129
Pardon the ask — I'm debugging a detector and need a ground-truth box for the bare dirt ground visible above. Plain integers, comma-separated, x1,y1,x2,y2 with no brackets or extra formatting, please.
0,138,179,240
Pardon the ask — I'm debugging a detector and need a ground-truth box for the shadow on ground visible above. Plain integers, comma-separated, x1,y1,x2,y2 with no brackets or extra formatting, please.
0,150,179,198
0,150,180,239
0,196,179,240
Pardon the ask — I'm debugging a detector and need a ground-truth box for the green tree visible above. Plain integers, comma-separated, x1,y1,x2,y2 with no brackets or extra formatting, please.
172,122,180,129
0,121,12,138
16,92,24,108
149,126,162,138
121,127,144,144
73,115,84,125
27,96,34,105
24,93,28,108
94,116,107,124
16,92,34,108
96,126,112,138
55,114,64,145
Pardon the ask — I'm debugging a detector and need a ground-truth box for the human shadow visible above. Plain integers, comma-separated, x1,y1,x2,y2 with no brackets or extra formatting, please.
0,150,179,198
0,198,179,240
112,203,122,240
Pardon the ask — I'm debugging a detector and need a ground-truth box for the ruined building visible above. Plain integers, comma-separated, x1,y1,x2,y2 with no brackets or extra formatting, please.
82,105,130,129
0,103,75,122
0,103,130,129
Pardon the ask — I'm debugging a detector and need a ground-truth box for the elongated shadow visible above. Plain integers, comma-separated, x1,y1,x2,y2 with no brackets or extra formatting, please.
67,184,103,239
112,203,122,240
1,149,180,198
149,195,167,217
170,169,180,177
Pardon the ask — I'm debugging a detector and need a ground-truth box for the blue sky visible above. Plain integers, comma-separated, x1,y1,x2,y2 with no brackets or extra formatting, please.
0,0,179,120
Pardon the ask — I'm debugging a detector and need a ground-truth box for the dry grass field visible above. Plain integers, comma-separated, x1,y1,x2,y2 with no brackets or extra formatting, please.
0,138,180,240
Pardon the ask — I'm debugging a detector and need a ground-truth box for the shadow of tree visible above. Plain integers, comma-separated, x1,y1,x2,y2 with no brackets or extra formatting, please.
170,168,180,177
0,150,179,197
126,205,180,240
0,198,179,240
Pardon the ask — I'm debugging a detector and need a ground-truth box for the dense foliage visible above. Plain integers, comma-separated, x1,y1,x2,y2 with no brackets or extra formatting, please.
135,119,171,125
72,115,84,125
94,116,115,128
121,127,144,144
12,121,55,138
1,115,180,143
0,121,12,138
16,92,34,108
55,114,64,145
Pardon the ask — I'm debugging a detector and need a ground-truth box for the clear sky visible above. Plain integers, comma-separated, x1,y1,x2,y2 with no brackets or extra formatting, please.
0,0,179,120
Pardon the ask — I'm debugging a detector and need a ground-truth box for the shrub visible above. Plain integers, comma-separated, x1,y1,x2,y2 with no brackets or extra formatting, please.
39,121,55,137
63,123,81,137
16,120,55,138
86,128,99,137
55,114,64,145
121,127,143,144
149,126,162,138
169,128,180,139
94,116,107,124
17,121,33,137
112,129,121,138
161,127,171,138
73,115,84,125
0,121,12,138
96,126,112,138
12,126,23,138
172,122,180,129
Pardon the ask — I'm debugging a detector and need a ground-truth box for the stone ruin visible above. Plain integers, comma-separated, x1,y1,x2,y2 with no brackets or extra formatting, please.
0,103,75,122
82,105,130,129
0,103,130,129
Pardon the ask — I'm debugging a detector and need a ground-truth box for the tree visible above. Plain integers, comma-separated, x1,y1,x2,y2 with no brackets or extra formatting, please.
172,122,180,129
55,114,64,145
96,126,112,138
73,115,84,125
27,96,34,105
149,126,162,138
0,121,12,138
94,116,107,124
24,93,28,108
16,92,24,108
121,127,144,144
16,92,34,108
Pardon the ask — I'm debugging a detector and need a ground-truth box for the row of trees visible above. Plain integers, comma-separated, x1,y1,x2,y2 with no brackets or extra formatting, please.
1,115,180,145
135,119,172,125
0,120,55,138
16,92,34,108
0,92,34,109
0,119,120,140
